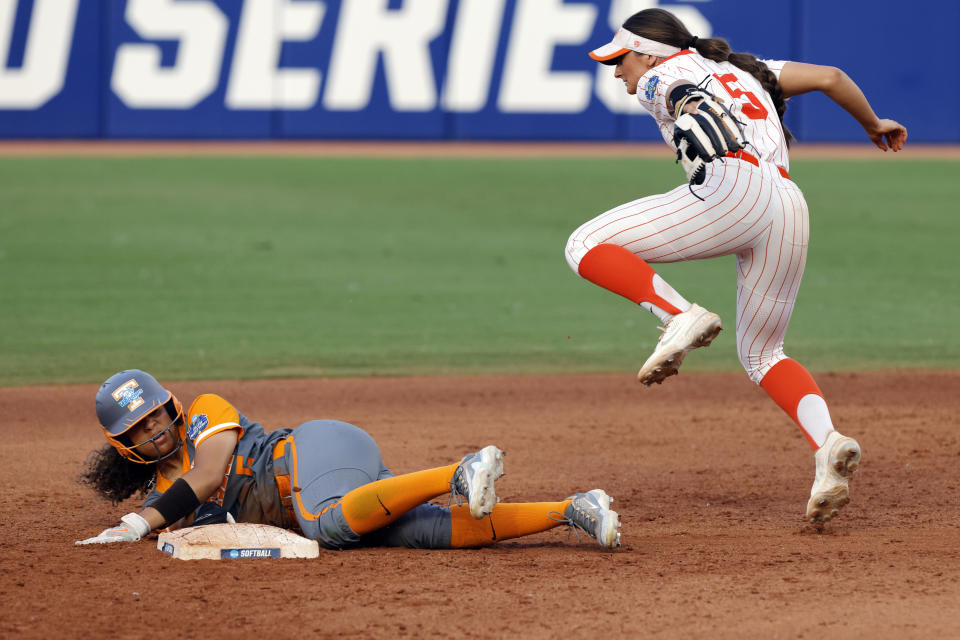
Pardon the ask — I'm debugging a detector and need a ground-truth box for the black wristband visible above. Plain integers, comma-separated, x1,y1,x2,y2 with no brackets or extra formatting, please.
153,478,201,525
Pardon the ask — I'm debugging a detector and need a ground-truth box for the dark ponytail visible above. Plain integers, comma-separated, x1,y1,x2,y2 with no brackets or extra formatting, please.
79,443,157,504
624,9,794,144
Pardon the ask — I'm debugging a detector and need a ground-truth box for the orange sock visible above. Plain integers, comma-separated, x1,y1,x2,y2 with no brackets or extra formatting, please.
340,463,458,536
760,358,835,449
449,501,572,548
578,244,689,319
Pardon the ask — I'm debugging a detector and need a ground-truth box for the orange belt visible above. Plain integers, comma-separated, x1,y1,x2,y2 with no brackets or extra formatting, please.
272,437,301,532
725,150,791,180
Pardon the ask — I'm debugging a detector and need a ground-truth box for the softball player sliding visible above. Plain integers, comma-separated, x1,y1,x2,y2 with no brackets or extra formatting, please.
76,370,621,549
571,9,907,523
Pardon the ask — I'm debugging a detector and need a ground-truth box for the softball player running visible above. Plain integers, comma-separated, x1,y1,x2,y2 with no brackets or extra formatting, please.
570,9,906,523
76,370,621,549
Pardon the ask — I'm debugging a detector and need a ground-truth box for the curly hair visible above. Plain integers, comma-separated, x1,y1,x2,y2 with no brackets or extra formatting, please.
78,444,156,504
624,8,794,144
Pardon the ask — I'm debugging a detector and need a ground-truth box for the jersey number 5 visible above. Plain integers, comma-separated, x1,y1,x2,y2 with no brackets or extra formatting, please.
713,73,769,120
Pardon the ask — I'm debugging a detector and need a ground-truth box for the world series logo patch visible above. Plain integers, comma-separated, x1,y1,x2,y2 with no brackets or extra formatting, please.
188,414,208,441
644,75,660,100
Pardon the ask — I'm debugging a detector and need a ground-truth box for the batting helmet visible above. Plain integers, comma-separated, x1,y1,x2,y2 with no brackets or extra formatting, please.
95,369,184,464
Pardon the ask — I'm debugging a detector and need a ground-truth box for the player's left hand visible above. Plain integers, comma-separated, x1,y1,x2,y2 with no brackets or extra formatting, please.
75,513,151,545
868,118,907,152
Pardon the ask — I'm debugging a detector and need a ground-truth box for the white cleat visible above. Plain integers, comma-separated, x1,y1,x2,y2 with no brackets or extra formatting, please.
450,445,505,519
637,303,722,386
563,489,622,550
806,431,861,524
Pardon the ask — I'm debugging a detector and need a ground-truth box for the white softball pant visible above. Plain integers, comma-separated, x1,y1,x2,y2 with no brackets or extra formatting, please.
565,158,808,384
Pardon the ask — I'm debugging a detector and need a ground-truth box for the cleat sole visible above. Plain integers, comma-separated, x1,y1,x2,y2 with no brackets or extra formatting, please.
638,350,685,385
598,510,622,549
695,324,723,348
468,446,505,519
469,468,496,519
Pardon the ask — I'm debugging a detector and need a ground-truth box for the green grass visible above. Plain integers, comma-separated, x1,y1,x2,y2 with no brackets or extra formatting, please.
0,156,956,385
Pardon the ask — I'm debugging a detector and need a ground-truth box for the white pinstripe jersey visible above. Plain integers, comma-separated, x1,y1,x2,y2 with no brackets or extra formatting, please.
636,52,790,171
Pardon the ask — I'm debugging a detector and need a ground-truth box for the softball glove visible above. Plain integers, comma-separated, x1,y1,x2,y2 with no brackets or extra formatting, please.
672,90,747,185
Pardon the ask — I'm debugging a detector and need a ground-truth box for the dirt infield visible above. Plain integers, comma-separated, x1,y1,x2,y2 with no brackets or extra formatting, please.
0,140,957,159
1,371,958,638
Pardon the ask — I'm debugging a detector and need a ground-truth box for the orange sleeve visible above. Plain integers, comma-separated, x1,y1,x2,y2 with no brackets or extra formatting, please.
185,394,245,448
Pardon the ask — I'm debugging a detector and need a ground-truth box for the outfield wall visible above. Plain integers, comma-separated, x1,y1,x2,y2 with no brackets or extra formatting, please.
1,0,953,142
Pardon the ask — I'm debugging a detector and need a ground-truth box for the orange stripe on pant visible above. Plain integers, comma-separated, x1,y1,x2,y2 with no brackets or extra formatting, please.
449,501,572,548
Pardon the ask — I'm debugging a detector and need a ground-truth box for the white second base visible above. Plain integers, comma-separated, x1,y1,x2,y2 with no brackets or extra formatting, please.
157,523,319,560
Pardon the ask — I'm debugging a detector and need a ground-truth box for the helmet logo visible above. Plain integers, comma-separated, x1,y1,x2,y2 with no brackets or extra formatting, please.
112,379,145,411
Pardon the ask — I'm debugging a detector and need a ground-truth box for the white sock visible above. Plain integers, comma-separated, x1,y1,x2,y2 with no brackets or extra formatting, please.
641,302,673,324
796,395,835,448
641,275,692,323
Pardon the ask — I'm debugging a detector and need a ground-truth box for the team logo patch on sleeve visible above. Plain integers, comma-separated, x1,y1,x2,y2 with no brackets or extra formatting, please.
644,75,660,100
187,414,209,441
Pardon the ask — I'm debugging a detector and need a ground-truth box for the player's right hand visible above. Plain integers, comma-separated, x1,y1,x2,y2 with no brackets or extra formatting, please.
868,118,907,152
75,513,151,545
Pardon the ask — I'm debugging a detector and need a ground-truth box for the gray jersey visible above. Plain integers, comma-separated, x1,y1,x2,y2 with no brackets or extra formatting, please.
143,393,290,526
